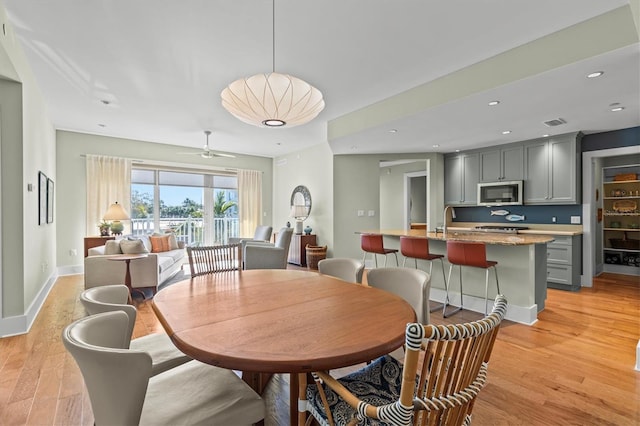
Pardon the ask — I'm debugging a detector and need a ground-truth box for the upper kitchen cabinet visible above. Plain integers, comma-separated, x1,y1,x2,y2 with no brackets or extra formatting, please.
444,152,479,205
524,133,582,204
479,144,524,182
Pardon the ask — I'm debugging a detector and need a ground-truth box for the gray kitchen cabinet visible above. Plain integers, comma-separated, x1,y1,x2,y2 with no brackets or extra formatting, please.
524,133,581,204
479,144,523,182
444,152,479,205
547,235,581,291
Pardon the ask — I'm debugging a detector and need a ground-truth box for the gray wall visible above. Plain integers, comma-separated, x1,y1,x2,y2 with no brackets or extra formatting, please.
333,153,443,260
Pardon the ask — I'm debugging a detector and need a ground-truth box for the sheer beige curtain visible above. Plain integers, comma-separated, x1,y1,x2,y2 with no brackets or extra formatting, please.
237,169,262,238
86,155,132,235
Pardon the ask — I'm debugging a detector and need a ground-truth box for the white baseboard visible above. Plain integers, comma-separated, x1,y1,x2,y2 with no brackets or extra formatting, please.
430,288,538,326
0,271,58,337
58,264,84,276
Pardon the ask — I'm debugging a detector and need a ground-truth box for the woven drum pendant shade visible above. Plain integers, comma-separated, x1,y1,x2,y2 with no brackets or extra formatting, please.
221,72,324,128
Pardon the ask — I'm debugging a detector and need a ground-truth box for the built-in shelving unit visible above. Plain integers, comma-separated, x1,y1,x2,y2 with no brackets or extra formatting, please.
602,164,640,276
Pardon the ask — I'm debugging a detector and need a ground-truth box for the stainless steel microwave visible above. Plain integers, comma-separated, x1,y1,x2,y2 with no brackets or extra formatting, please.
477,181,523,206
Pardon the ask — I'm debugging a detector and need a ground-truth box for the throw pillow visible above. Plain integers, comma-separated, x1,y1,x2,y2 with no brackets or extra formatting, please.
167,233,179,250
129,234,152,252
120,238,149,254
150,235,171,253
104,240,123,255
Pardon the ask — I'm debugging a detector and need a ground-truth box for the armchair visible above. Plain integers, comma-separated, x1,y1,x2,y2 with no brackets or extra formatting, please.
243,227,293,270
228,225,273,245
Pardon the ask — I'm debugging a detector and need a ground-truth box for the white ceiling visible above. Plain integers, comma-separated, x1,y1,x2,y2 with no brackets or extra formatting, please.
3,0,639,158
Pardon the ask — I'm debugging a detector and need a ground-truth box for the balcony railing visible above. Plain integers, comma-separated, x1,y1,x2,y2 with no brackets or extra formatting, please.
131,217,239,246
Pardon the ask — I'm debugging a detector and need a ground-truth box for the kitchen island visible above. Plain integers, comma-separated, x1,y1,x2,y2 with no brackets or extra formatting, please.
360,229,555,325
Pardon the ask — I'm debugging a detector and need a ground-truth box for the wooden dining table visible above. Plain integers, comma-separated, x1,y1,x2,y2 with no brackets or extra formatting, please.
152,269,416,426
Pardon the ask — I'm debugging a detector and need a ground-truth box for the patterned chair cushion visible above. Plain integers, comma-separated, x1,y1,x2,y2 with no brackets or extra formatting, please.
306,355,404,426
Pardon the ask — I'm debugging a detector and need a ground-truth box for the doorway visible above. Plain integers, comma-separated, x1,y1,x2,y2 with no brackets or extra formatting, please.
582,145,639,287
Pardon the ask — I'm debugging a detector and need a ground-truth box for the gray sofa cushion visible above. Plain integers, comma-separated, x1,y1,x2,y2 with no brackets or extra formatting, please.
120,239,149,254
104,240,123,255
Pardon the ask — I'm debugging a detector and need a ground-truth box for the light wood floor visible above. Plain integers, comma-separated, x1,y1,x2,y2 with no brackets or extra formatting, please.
0,271,638,425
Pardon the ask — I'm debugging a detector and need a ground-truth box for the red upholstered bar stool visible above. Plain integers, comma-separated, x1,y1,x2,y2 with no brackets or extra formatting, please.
444,240,501,317
400,236,449,313
360,234,398,268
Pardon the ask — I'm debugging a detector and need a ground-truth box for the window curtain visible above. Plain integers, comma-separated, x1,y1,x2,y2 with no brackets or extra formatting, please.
237,169,262,238
86,155,132,235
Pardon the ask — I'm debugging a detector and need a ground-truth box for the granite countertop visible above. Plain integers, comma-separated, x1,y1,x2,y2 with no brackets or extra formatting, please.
448,223,583,236
360,229,554,245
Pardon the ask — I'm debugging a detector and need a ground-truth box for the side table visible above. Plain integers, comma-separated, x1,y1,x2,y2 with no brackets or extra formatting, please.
288,234,316,266
84,235,115,257
107,253,149,301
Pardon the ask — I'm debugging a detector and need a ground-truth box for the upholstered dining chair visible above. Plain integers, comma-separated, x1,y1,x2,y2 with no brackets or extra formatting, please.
366,267,431,324
360,233,399,267
303,295,508,426
63,310,265,426
80,285,190,376
317,258,365,284
244,227,294,270
187,242,242,277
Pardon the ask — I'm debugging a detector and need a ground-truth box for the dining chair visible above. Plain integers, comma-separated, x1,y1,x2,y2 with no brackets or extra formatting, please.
366,267,431,324
399,235,449,313
360,233,399,267
445,240,501,317
63,310,265,426
317,258,365,284
303,295,508,426
187,242,242,277
80,285,190,376
244,227,294,270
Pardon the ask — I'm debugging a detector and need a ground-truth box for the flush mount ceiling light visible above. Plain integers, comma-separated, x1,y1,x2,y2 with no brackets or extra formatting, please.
221,0,324,128
488,100,500,106
587,71,604,78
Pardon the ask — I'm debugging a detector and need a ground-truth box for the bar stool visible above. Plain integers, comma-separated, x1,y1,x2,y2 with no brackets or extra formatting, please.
360,234,398,268
445,240,501,317
399,236,449,313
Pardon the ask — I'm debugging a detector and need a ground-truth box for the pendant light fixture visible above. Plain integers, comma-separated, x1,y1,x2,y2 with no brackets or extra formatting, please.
221,0,324,128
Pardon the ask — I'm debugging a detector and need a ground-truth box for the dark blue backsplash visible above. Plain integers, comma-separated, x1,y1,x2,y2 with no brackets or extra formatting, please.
451,205,582,225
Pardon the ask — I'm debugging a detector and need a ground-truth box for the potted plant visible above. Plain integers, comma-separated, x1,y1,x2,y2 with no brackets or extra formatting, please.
98,220,111,236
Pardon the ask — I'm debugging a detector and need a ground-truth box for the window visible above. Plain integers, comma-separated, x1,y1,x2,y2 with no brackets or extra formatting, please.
131,168,238,245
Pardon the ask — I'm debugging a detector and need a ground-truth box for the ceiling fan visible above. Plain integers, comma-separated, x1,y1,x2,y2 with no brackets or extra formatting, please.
179,130,235,159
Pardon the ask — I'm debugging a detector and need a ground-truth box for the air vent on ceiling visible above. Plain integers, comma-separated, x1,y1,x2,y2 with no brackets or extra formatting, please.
543,118,567,127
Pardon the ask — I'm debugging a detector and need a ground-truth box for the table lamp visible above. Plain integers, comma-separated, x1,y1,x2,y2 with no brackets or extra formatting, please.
103,202,130,235
290,204,308,234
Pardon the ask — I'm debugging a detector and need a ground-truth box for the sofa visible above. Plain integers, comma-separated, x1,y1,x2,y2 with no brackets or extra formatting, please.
84,233,186,293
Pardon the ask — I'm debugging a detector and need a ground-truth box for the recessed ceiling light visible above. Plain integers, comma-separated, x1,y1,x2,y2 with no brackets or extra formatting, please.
98,123,106,127
502,130,511,135
611,106,625,112
542,134,550,137
388,129,398,133
432,144,439,148
100,100,110,105
455,149,460,153
488,100,500,106
587,71,604,78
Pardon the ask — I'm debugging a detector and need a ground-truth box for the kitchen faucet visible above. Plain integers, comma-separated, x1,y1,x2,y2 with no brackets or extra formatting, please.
442,205,456,234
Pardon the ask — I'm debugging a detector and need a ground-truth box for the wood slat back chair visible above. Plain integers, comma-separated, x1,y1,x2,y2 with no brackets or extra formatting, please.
304,295,508,426
187,243,241,277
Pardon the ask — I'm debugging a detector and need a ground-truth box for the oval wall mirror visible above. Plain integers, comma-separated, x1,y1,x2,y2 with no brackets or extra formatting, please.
290,185,312,219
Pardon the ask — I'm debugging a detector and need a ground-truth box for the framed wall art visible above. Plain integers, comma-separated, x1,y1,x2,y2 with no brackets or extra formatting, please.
38,171,47,225
47,177,54,224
